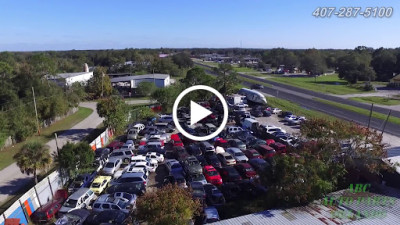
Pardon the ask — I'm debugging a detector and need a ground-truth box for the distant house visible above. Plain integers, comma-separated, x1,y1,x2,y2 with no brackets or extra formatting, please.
389,74,400,87
47,63,93,87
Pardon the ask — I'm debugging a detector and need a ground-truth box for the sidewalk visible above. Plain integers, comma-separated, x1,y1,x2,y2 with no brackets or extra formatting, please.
0,102,103,205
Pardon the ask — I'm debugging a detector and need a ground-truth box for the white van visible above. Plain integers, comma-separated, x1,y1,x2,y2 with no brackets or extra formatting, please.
59,188,96,214
242,118,259,131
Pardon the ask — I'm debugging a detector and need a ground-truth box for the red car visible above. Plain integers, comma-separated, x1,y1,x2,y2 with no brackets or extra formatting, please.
243,149,263,159
270,142,287,154
170,134,184,147
255,145,276,159
265,139,275,146
30,189,68,223
107,141,124,151
203,165,223,186
234,163,257,179
214,138,228,148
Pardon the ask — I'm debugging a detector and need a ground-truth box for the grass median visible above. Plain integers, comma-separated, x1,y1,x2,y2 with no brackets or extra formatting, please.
349,96,400,106
314,98,400,125
0,107,93,170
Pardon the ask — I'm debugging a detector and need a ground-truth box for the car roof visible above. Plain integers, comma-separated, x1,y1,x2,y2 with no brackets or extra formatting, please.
227,147,241,153
120,172,144,178
93,176,110,182
69,188,91,199
204,207,219,219
107,157,121,163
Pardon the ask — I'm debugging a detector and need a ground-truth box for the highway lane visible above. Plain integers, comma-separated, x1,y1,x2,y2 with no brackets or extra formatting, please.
195,62,400,118
198,64,400,137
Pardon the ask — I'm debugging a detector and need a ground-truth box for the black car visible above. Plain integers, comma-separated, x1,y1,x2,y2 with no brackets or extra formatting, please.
203,184,226,207
250,109,263,117
205,153,222,169
237,180,268,198
196,155,208,167
218,167,242,183
84,210,135,225
56,209,90,225
190,182,206,205
106,182,146,196
251,84,264,89
248,158,270,172
186,143,202,156
262,110,272,117
220,182,242,201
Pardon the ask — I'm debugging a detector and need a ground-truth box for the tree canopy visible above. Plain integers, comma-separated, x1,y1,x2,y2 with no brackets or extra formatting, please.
56,142,94,178
136,184,201,225
97,96,129,133
136,81,157,96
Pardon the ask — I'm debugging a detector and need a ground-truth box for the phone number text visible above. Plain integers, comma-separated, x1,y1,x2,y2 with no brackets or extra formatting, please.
313,7,393,18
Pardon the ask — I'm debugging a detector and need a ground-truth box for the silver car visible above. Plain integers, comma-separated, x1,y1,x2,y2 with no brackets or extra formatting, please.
102,158,122,175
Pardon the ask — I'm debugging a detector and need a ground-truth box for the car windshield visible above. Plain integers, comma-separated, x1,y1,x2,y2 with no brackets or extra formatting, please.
207,170,218,176
105,162,114,168
172,164,181,169
111,152,123,156
117,201,127,209
91,182,101,188
235,152,244,156
64,199,77,208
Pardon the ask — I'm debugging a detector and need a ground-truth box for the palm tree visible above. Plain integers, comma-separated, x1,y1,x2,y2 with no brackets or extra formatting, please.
14,141,52,184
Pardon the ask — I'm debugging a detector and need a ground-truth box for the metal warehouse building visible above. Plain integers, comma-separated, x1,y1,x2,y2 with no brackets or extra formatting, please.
110,74,171,88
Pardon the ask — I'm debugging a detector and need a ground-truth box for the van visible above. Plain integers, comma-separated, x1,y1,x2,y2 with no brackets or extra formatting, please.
127,129,138,140
59,188,96,214
242,118,259,132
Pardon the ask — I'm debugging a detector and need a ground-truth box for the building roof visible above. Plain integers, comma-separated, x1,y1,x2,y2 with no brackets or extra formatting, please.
110,74,169,83
212,185,400,225
51,72,93,79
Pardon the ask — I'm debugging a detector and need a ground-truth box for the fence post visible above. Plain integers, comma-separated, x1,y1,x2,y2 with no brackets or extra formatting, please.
33,187,42,208
18,199,29,224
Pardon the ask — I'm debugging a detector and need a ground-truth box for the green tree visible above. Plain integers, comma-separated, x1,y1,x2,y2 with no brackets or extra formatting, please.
212,63,239,94
136,81,157,96
97,96,128,133
14,141,52,183
56,142,94,178
130,106,157,122
30,53,57,77
371,48,397,81
172,53,193,69
0,62,13,78
182,67,214,87
136,184,201,225
7,104,36,142
151,85,183,113
300,49,327,75
87,66,113,98
337,52,375,84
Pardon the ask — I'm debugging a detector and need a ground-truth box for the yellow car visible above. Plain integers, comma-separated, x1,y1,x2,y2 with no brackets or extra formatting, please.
90,175,112,195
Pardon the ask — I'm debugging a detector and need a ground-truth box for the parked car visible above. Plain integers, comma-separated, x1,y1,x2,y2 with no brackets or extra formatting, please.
190,182,206,204
199,141,216,154
92,196,132,213
279,111,293,118
84,210,133,225
203,206,220,224
243,149,263,159
111,192,137,207
107,141,124,152
226,126,243,134
102,158,123,176
187,173,207,185
94,148,110,164
131,155,147,164
31,190,68,223
226,147,248,163
271,108,282,114
217,152,236,166
165,159,184,174
250,109,263,117
270,142,287,154
163,172,188,188
107,182,146,196
218,167,242,183
186,143,203,156
234,163,257,179
262,110,272,117
90,176,112,195
110,172,148,186
203,184,226,207
248,158,270,172
254,145,276,159
251,84,263,89
246,138,267,149
55,209,90,225
146,152,164,163
68,172,97,193
127,129,138,140
59,188,96,214
205,153,222,169
203,165,223,186
183,156,203,175
227,139,247,150
109,149,134,163
220,182,242,201
284,115,298,123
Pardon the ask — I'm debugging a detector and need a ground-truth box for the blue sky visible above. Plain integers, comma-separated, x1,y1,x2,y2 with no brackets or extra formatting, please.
0,0,399,51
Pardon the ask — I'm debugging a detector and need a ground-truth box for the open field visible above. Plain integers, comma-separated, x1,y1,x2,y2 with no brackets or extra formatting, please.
349,96,400,106
0,107,93,170
269,74,375,95
314,98,400,125
232,66,258,73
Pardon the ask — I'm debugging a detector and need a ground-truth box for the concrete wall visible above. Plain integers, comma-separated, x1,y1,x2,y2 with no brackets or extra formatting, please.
89,128,114,151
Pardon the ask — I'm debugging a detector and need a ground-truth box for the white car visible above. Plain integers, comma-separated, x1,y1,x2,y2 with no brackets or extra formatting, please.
226,126,243,134
146,152,164,163
132,160,158,173
271,108,282,114
284,115,298,122
158,114,173,123
131,123,145,133
131,155,147,163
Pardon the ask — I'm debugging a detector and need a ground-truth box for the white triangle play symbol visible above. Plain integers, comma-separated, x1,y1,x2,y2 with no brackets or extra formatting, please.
190,101,212,126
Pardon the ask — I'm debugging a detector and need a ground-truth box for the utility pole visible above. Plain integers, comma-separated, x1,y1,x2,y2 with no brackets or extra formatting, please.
367,103,374,129
381,110,392,136
32,87,40,136
54,133,60,155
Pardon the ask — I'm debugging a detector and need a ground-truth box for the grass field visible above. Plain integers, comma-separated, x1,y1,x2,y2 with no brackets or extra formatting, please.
267,97,337,121
314,98,400,125
0,107,93,170
349,96,400,106
233,66,258,73
269,74,375,95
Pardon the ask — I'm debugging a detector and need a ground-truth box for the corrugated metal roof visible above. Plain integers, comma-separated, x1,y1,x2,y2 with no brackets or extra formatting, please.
55,72,92,79
110,74,169,82
212,185,400,225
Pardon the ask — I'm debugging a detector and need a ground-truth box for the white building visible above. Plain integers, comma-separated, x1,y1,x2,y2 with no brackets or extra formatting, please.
47,63,93,86
110,74,171,88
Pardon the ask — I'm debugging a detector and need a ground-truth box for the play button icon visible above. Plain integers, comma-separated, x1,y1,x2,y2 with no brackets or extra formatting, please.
190,101,212,125
173,85,228,141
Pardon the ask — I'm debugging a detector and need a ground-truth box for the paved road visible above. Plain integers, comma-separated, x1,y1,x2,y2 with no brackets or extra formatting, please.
196,63,400,137
0,102,103,205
